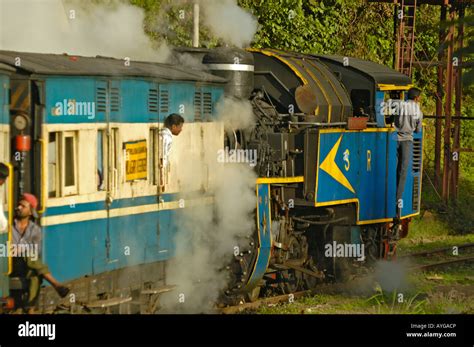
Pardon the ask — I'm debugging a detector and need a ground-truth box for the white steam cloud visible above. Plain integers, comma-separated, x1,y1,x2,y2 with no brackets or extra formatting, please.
0,0,259,63
200,0,258,48
216,97,255,130
161,164,256,313
0,0,171,62
373,260,410,292
160,98,257,313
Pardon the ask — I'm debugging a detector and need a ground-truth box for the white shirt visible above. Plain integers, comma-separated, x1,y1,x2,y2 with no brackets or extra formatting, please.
161,127,173,168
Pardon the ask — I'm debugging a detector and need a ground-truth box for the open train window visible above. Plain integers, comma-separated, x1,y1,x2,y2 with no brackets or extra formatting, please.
350,89,371,117
48,132,59,198
0,130,8,164
62,131,78,196
48,131,78,197
109,128,119,193
150,128,159,186
97,130,107,191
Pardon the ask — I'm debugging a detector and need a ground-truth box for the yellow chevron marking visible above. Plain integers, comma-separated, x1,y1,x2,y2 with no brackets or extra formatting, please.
319,134,355,194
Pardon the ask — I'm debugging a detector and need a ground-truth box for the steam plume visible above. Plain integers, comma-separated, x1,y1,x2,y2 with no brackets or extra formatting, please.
0,0,171,62
160,98,257,313
200,0,257,48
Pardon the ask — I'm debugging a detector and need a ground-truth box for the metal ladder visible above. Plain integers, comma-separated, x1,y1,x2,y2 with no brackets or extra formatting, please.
395,0,417,77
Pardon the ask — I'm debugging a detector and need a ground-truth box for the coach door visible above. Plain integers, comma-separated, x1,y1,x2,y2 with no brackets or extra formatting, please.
94,80,121,269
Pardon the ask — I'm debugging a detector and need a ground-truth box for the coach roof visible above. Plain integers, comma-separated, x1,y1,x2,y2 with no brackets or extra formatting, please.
0,50,226,82
0,62,15,73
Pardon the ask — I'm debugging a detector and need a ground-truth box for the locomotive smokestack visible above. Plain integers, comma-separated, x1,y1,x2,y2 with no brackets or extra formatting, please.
203,47,254,99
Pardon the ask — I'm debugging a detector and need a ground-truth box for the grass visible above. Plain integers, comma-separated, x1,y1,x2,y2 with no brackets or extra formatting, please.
420,173,474,235
397,173,474,254
255,264,474,314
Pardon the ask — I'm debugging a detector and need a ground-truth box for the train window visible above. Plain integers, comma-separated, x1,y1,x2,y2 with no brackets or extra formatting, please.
97,130,107,191
109,128,119,192
48,132,59,198
0,130,7,163
350,89,371,117
149,128,159,186
389,91,402,100
48,131,78,198
62,131,78,196
65,138,74,186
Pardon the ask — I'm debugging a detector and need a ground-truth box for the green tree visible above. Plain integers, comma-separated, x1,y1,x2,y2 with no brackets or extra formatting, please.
238,0,394,65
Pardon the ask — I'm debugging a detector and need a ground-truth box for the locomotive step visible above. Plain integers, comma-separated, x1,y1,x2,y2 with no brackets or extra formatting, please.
87,296,132,308
140,284,176,295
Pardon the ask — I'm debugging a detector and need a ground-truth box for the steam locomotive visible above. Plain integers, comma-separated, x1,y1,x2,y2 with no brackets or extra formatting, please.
0,46,421,312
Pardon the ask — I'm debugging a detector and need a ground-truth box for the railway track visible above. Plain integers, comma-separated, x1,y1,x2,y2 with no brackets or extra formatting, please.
220,290,311,314
412,255,474,271
401,242,474,271
399,242,474,259
220,244,474,314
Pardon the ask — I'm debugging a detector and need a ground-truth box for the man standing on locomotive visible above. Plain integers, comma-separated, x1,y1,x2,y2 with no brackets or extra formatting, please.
161,113,184,168
395,87,423,221
11,193,69,312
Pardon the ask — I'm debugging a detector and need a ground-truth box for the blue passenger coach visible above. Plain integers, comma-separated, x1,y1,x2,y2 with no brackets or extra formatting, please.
0,51,225,310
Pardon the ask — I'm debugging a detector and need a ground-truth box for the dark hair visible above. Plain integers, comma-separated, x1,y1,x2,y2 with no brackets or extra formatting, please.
164,113,185,129
407,87,421,100
0,163,9,180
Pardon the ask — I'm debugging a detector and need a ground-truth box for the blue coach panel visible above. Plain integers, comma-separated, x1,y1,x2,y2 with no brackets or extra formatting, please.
315,128,421,223
118,79,154,123
166,83,195,123
45,77,104,123
42,193,181,281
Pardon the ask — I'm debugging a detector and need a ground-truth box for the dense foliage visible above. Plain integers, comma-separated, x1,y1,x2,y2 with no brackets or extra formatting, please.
130,0,472,182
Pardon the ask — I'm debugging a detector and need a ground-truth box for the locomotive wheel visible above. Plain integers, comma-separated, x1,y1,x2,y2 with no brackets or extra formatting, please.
302,257,321,289
360,226,380,266
279,236,305,294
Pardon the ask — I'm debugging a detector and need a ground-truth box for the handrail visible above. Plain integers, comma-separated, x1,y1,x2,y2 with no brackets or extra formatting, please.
5,162,13,275
37,138,46,214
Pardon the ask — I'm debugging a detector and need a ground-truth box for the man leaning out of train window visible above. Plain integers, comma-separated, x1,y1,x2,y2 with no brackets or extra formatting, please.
0,162,9,232
12,193,70,313
161,113,184,168
394,87,423,222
